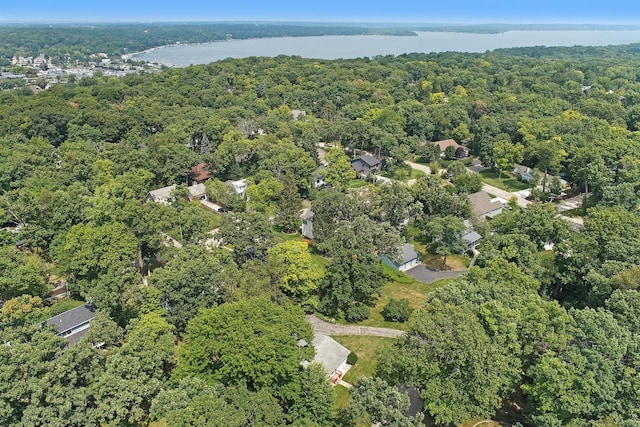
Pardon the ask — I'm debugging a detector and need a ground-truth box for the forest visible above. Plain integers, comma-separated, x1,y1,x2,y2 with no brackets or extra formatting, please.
2,42,640,426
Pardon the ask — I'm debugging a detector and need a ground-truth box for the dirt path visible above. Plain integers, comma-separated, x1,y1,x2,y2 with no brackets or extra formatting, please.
306,315,404,338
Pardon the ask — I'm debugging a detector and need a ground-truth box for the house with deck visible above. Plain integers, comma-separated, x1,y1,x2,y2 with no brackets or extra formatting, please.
46,303,97,346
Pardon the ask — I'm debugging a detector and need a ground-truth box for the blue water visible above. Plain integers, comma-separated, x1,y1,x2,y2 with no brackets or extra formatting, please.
132,30,640,66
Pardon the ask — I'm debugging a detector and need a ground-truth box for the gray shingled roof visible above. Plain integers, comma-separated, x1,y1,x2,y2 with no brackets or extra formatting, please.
148,184,176,201
401,243,420,264
359,155,380,167
469,191,503,217
46,303,97,335
312,334,351,375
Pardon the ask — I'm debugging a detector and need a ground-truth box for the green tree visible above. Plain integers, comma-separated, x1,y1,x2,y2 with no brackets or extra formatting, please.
492,138,524,178
348,377,424,427
0,246,48,300
378,299,520,425
152,245,233,330
423,215,466,269
174,298,313,402
217,211,274,264
275,173,303,233
323,144,356,189
50,222,139,315
267,240,324,304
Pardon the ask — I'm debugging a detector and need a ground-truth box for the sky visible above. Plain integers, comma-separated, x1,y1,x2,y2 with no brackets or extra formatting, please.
1,0,640,24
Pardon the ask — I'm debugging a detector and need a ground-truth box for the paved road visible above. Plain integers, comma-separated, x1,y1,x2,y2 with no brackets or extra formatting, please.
306,315,404,338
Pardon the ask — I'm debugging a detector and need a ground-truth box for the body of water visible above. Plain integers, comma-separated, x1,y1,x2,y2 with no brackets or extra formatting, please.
132,31,640,66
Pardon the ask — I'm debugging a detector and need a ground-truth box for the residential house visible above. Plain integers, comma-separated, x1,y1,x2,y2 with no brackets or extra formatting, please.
46,303,97,346
304,334,351,383
187,183,207,201
469,191,505,220
383,243,421,272
189,163,212,185
433,139,469,158
513,163,535,183
291,109,307,120
312,166,327,188
226,178,248,198
145,184,177,204
146,183,207,204
460,220,482,251
350,155,382,177
300,208,314,239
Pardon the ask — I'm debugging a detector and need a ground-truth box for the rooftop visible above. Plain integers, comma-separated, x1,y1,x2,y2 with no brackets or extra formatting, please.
46,303,97,335
469,191,504,217
311,334,351,375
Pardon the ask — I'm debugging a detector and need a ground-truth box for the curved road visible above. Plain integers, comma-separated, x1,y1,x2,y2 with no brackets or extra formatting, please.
306,315,404,338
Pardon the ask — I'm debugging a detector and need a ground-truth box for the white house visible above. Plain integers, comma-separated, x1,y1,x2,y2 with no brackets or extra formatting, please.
226,178,248,197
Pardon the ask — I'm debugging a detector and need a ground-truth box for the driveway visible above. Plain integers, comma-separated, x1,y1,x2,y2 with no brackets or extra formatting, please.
405,265,464,284
305,315,404,338
481,183,531,208
404,160,431,175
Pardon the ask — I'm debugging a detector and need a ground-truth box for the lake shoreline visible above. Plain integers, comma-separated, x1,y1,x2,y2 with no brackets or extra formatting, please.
129,30,640,67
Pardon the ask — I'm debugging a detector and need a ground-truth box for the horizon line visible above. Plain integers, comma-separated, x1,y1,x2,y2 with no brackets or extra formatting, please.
1,20,639,26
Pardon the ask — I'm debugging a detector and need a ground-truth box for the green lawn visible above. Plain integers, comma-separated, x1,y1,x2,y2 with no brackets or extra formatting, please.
336,263,451,330
333,384,352,410
197,203,221,228
347,178,368,188
333,335,396,384
381,166,425,181
479,170,530,192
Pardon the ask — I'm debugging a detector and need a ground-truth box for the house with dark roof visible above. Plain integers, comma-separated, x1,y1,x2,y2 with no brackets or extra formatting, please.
350,156,382,177
469,191,505,220
189,163,212,185
383,243,421,272
46,303,97,346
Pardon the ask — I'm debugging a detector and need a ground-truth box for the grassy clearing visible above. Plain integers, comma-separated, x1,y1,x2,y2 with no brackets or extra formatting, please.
333,384,352,410
347,178,368,188
197,203,222,228
333,336,396,384
479,170,530,192
382,166,425,181
423,253,469,271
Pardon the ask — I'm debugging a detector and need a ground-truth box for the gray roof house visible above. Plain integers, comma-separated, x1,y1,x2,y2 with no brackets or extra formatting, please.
350,156,381,177
145,184,177,204
460,220,482,251
46,303,97,346
146,183,207,204
513,163,535,183
383,243,421,272
469,191,505,220
309,334,351,380
300,208,314,239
